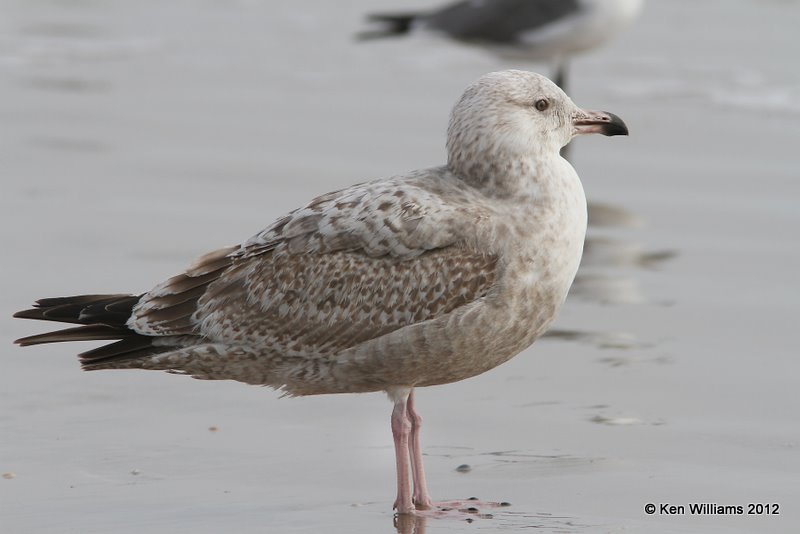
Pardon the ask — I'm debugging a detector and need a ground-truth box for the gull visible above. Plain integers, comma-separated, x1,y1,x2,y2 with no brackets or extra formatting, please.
14,70,628,515
358,0,644,91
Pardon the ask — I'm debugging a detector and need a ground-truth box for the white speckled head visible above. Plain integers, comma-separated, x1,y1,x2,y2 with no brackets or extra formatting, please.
446,70,627,192
447,71,575,170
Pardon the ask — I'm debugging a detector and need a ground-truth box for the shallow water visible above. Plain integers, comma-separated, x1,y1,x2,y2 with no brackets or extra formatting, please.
2,0,799,532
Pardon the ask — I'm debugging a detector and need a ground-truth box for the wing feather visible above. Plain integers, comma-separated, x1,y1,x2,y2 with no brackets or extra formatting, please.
130,173,496,355
428,0,581,42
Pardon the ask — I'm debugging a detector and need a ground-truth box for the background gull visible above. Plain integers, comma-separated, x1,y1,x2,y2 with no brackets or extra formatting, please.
14,70,628,515
358,0,644,92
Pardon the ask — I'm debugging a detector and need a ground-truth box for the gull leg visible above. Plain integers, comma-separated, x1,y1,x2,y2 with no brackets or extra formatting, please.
555,59,574,161
553,58,573,161
553,58,569,92
407,390,433,509
391,390,414,514
389,389,507,518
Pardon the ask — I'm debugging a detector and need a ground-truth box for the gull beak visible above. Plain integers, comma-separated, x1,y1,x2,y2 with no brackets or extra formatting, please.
574,110,629,137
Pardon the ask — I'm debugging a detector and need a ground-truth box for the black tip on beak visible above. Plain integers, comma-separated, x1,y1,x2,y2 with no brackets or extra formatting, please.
574,110,629,137
601,112,629,137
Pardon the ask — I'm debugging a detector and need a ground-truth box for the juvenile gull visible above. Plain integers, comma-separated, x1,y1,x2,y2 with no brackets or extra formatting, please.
14,70,628,515
359,0,644,90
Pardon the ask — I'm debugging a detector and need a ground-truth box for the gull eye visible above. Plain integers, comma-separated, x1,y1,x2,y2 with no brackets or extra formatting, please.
534,98,550,112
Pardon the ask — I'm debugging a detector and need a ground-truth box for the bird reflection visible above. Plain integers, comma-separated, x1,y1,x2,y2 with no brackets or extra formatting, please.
543,328,644,349
392,506,497,533
582,235,677,270
554,205,676,347
394,513,427,534
587,202,643,228
573,227,676,306
392,506,597,532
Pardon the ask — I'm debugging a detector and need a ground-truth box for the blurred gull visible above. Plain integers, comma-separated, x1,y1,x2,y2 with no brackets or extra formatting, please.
14,71,628,515
359,0,644,91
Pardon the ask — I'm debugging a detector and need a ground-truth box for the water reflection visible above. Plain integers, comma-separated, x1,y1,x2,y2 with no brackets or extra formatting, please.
571,234,676,306
542,328,645,350
571,273,645,305
394,514,426,534
581,206,677,301
393,508,599,533
393,502,498,533
583,235,677,270
587,202,642,228
549,202,678,349
387,448,613,532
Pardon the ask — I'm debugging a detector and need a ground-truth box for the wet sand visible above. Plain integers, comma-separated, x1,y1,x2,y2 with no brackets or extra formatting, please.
2,0,798,532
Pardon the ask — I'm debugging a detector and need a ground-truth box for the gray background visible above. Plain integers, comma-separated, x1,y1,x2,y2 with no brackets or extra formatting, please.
2,0,798,532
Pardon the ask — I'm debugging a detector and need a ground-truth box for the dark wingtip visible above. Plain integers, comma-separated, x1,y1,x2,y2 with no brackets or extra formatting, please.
14,333,50,346
13,324,129,347
13,308,44,320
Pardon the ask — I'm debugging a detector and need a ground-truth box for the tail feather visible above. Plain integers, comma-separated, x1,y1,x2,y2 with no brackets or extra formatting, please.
13,293,172,369
78,337,168,367
357,12,420,40
13,294,140,326
14,324,129,346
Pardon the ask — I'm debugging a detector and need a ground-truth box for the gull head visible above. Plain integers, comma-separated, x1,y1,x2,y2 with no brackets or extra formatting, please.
447,70,628,185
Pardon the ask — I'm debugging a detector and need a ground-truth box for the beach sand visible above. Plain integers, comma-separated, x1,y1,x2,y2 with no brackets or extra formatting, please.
2,0,798,532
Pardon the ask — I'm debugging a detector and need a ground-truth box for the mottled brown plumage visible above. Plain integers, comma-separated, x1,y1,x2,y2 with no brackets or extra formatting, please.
14,70,628,514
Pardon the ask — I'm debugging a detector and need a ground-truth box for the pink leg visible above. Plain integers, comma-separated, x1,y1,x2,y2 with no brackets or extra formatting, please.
407,390,433,509
390,388,504,518
391,393,414,514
